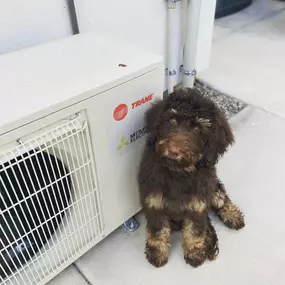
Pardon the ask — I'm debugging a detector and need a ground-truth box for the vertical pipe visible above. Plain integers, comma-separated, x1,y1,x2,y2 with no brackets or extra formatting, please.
182,0,201,88
167,0,177,94
67,0,80,34
179,0,188,83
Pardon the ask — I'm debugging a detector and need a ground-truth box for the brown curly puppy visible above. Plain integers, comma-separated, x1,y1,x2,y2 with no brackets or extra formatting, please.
138,88,244,268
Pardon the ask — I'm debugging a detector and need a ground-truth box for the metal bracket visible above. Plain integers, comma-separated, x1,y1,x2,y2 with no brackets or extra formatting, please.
165,68,177,76
167,0,181,8
180,65,197,76
123,217,140,232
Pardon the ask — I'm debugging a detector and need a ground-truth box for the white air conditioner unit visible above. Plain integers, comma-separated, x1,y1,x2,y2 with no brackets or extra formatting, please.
0,33,164,285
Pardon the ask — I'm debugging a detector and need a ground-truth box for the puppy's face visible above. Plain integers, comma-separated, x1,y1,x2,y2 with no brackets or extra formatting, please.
145,90,235,169
154,108,210,168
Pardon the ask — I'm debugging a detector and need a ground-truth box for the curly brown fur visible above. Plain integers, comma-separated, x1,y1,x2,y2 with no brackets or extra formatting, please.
182,217,207,267
212,181,245,230
145,223,171,267
205,217,219,260
139,88,244,268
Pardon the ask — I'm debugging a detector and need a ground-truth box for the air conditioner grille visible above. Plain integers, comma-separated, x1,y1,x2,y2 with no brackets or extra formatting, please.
0,116,102,285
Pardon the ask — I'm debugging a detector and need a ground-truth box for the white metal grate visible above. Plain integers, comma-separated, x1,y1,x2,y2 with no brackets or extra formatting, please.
0,114,103,285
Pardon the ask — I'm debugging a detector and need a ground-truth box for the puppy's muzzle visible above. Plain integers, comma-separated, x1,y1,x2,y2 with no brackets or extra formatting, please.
155,137,202,165
156,140,181,160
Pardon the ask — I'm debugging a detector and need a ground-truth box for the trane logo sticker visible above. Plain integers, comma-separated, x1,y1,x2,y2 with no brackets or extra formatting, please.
113,104,128,121
132,94,153,109
113,93,154,122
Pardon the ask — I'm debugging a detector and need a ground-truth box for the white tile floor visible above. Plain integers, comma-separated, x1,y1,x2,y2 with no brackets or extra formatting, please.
47,265,89,285
200,0,285,118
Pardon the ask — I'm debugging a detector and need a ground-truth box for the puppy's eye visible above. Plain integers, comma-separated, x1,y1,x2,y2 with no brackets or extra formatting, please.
170,118,177,125
193,126,200,133
197,118,212,127
170,108,178,115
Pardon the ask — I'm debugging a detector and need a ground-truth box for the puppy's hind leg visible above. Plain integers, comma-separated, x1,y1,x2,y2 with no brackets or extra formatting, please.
205,216,219,261
212,181,245,230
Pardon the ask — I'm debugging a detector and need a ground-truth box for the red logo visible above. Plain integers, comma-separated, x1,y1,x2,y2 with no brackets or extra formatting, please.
131,93,153,109
113,104,128,121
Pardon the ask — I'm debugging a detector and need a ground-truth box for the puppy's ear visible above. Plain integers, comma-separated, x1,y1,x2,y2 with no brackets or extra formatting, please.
145,100,164,142
202,109,234,166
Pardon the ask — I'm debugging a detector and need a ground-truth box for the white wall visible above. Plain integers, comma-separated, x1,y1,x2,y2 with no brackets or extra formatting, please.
73,0,215,89
0,0,73,54
0,0,215,89
73,0,183,88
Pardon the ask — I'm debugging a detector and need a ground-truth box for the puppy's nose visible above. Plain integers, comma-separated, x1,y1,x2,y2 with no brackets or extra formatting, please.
168,149,179,158
156,140,181,159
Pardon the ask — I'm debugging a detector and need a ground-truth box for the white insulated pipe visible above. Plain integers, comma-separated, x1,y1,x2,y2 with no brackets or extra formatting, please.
167,0,216,91
179,0,188,82
182,0,201,88
167,0,178,94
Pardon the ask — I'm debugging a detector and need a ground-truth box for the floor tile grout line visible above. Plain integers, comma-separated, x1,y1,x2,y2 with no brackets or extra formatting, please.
72,264,92,285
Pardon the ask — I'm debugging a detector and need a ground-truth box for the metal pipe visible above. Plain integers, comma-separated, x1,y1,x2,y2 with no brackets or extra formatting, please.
182,0,200,88
182,0,216,88
67,0,80,34
179,0,188,83
166,0,178,94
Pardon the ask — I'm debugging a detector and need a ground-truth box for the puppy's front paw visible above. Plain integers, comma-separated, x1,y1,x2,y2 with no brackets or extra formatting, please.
145,242,169,268
219,203,245,230
184,246,207,268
